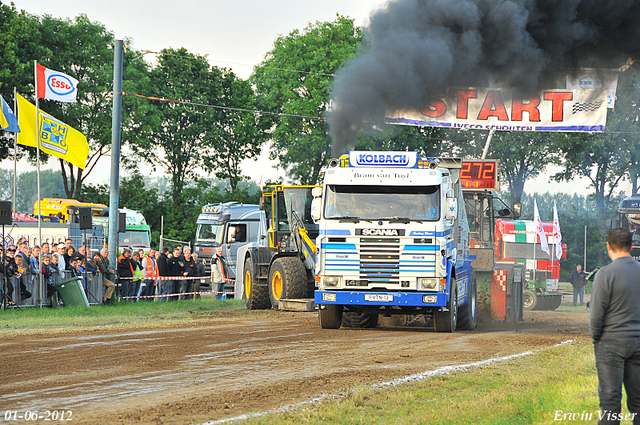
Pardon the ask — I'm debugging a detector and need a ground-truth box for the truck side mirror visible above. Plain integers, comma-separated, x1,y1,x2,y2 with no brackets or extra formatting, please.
445,198,457,220
512,202,522,219
311,198,322,221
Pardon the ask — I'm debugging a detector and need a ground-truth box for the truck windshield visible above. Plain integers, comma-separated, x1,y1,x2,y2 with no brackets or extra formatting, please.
196,223,226,246
324,184,440,221
119,231,150,247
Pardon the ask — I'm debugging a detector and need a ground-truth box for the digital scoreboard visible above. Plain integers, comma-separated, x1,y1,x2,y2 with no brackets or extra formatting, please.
460,159,500,191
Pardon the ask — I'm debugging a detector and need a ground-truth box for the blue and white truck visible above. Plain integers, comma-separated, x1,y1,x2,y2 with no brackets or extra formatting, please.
312,151,477,332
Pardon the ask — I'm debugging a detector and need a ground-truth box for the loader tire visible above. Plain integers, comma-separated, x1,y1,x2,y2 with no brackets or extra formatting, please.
434,283,457,333
341,311,379,328
243,257,270,310
523,289,538,310
319,305,343,329
458,268,477,330
549,294,562,310
268,257,307,309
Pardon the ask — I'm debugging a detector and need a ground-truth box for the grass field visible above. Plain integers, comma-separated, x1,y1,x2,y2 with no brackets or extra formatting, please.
0,298,246,334
240,341,637,425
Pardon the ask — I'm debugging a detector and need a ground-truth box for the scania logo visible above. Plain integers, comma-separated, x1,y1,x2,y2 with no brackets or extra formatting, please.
360,229,399,236
47,74,75,96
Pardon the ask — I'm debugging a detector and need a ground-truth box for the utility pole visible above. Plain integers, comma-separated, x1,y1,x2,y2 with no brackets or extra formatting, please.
108,40,123,269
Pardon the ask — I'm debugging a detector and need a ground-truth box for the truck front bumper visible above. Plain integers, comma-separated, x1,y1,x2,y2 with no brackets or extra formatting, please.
315,290,446,307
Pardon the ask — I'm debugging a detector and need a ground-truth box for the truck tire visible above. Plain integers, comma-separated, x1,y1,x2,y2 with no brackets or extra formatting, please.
268,257,307,309
433,282,457,333
458,269,477,330
243,257,270,310
341,311,379,328
319,305,343,329
523,289,538,310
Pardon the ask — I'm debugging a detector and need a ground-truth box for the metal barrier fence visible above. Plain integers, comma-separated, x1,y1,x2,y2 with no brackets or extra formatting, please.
1,270,105,308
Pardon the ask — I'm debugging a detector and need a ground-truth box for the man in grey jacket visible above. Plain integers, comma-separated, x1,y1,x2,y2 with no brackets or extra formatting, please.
590,228,640,425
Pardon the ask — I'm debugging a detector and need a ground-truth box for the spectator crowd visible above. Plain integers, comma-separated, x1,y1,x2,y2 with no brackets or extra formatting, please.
1,237,228,307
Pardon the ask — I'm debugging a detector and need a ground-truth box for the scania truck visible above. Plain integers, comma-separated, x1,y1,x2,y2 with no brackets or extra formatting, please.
313,151,477,332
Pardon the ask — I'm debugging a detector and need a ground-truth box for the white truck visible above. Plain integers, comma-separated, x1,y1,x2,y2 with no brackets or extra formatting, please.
313,151,477,332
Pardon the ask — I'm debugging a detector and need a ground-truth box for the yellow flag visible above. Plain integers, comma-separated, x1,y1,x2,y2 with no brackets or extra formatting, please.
16,93,89,169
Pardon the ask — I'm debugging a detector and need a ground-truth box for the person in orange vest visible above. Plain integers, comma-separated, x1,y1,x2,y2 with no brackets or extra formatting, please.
140,248,159,302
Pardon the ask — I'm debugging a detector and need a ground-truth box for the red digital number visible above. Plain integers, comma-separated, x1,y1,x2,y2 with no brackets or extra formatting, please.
481,162,495,180
460,162,472,179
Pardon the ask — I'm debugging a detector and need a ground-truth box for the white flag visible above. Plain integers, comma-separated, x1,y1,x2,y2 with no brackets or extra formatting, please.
37,64,79,103
553,200,563,260
534,199,550,255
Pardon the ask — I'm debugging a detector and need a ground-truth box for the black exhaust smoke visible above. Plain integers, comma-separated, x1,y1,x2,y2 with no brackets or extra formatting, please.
328,0,640,155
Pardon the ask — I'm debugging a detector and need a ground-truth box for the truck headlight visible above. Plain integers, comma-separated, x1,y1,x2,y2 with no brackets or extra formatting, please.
418,278,438,290
324,276,341,287
322,292,337,302
423,295,438,304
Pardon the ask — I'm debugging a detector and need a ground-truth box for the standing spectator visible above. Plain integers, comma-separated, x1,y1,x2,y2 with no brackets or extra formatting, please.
140,249,159,301
17,242,29,264
193,253,206,300
167,247,184,301
77,246,87,263
570,264,587,307
130,252,144,301
180,247,196,300
30,246,40,270
41,242,50,255
64,246,76,271
13,254,32,301
117,249,133,300
211,247,229,300
55,244,67,279
91,252,114,305
590,228,640,423
40,254,57,306
157,247,170,302
100,248,115,282
64,238,73,249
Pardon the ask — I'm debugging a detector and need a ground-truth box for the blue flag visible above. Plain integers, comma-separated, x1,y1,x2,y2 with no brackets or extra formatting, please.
0,95,20,133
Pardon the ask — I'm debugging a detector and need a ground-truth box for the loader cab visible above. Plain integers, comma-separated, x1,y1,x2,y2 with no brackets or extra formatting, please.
262,186,319,252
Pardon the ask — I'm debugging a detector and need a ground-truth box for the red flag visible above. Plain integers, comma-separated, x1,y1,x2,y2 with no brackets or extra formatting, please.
36,64,79,103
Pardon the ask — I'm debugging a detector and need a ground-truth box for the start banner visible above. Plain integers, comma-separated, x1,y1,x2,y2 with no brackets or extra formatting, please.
385,88,607,133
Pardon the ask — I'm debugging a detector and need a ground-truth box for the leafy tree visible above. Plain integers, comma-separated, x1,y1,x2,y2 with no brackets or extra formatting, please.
202,71,269,195
129,47,225,203
252,16,363,184
488,132,560,205
0,168,64,212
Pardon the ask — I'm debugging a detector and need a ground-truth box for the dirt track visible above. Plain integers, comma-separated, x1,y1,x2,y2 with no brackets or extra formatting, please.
0,307,591,424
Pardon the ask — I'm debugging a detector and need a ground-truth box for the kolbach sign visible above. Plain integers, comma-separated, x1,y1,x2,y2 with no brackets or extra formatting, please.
385,88,607,132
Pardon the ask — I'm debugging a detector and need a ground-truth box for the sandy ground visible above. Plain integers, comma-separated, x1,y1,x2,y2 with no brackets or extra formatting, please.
0,296,591,425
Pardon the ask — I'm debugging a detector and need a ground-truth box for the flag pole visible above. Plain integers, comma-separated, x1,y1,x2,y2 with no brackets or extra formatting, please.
12,87,18,214
34,60,43,308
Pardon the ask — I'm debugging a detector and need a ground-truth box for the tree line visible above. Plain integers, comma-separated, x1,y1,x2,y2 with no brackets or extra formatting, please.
1,2,639,274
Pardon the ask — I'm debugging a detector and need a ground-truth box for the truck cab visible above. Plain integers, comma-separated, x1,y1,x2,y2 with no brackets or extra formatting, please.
194,202,266,293
313,151,476,332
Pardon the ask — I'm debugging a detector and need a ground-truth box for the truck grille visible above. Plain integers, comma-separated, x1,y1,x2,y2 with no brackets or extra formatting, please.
359,237,400,284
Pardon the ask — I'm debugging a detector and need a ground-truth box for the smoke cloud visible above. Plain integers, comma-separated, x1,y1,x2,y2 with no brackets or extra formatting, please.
329,0,640,155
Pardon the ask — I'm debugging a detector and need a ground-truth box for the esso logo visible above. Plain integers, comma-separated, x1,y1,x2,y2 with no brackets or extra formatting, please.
47,74,75,95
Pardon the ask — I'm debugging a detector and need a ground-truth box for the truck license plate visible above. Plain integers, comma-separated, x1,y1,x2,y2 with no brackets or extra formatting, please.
365,294,393,302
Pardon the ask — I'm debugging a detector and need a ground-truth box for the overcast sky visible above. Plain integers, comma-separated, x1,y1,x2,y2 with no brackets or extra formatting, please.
6,0,619,200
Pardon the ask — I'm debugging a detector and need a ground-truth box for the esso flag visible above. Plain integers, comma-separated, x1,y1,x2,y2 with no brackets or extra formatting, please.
36,64,79,103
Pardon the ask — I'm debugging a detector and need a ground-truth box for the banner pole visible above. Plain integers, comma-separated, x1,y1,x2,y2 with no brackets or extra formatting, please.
34,60,43,308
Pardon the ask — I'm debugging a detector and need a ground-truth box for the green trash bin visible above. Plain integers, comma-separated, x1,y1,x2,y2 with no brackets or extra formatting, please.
56,277,90,307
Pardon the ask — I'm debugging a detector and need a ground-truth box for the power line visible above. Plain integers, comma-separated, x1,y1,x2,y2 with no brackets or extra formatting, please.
122,92,328,121
138,50,335,77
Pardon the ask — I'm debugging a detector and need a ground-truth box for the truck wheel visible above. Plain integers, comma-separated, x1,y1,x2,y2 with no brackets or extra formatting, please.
243,257,270,310
268,257,307,309
342,311,379,328
458,268,477,330
319,305,342,329
523,289,538,310
433,283,457,333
